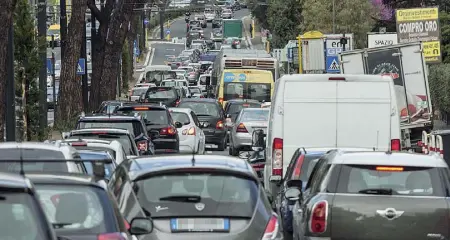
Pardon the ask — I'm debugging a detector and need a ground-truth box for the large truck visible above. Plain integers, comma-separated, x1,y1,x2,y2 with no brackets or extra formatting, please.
339,42,433,152
222,19,243,39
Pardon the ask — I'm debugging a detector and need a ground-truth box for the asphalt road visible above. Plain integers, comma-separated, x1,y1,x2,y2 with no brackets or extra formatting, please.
151,43,187,65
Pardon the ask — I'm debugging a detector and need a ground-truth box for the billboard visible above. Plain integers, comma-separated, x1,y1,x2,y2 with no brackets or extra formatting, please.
367,33,398,48
395,7,441,63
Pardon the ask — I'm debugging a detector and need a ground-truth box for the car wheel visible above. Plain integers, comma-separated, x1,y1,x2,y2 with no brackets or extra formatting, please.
217,136,226,151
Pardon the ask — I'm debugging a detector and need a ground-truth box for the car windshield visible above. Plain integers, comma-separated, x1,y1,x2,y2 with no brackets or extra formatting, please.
47,29,59,35
134,173,258,218
224,83,271,102
0,149,68,173
336,164,444,196
78,152,114,179
240,109,269,121
69,133,136,155
78,121,137,136
178,102,219,116
227,103,261,115
0,192,46,240
147,88,177,99
68,144,117,161
35,184,107,234
171,112,190,125
116,109,169,125
161,81,176,87
131,88,148,96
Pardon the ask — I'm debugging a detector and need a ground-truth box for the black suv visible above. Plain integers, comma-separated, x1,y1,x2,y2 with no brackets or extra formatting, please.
75,114,154,155
142,87,181,107
224,99,262,122
94,100,131,114
115,104,180,154
178,98,227,150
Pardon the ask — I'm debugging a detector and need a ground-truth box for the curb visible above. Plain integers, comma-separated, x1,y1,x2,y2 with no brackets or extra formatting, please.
241,16,253,49
135,47,153,72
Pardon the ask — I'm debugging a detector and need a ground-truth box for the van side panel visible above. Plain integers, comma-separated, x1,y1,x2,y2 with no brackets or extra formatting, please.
336,81,391,150
283,81,337,173
339,52,365,74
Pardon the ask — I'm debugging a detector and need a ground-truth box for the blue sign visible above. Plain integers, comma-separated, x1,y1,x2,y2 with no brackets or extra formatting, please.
47,58,53,75
325,39,343,73
287,48,293,62
77,58,86,75
166,29,171,35
143,18,149,25
134,47,140,56
223,72,235,82
238,74,246,82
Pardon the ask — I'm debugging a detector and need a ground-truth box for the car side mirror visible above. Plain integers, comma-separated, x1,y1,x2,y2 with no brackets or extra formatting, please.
286,179,303,189
252,129,266,151
61,132,70,139
284,187,302,201
129,217,154,235
175,122,183,128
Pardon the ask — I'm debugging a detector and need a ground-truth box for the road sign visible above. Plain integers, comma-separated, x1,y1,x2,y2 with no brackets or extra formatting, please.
326,56,340,72
325,34,353,73
367,33,398,48
166,29,171,35
223,72,235,82
292,47,299,64
238,74,246,82
287,48,293,62
143,18,149,25
77,58,86,75
47,58,53,75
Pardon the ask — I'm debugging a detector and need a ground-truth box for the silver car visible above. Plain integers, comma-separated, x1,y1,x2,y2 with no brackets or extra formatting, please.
229,108,269,156
129,86,149,101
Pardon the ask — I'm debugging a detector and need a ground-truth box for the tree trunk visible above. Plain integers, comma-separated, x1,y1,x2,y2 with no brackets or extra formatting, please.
98,0,137,101
56,0,87,126
22,80,27,140
127,15,138,85
0,0,17,140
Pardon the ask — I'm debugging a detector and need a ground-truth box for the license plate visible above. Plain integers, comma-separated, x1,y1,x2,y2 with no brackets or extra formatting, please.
170,218,230,232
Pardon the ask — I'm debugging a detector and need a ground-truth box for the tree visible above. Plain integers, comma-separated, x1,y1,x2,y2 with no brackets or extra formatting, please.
267,0,303,48
88,0,145,109
301,0,377,48
0,0,17,139
247,0,269,29
56,0,87,129
428,64,450,112
13,0,41,140
442,11,450,63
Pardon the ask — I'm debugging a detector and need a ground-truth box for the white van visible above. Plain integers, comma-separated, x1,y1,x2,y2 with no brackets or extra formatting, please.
264,74,401,196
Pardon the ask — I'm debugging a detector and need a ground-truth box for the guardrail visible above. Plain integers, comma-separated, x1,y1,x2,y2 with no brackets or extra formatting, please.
422,130,448,159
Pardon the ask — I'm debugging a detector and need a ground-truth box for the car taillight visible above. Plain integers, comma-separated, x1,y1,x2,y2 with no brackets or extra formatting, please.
261,214,280,240
124,219,130,230
98,233,127,240
216,120,224,129
137,140,148,151
292,154,305,179
161,126,177,135
175,100,180,106
391,139,401,151
236,123,248,133
272,138,283,177
309,200,328,233
182,127,196,135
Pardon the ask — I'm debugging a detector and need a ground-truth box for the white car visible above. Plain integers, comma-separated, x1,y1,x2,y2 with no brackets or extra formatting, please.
135,83,156,88
129,86,149,101
169,108,205,154
198,74,211,92
160,79,190,96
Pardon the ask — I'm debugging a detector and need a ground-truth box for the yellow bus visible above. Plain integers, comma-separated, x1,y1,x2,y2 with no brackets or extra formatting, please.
217,69,273,106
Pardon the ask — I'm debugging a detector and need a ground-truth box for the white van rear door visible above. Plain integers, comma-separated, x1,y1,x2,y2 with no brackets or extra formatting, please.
283,80,337,172
339,52,365,74
336,80,391,150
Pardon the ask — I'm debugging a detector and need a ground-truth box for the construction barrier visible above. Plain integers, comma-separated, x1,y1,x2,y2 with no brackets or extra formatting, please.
436,135,443,158
421,131,429,154
425,130,450,165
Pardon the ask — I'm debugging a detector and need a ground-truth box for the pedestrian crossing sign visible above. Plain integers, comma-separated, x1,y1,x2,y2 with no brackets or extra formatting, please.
77,58,86,75
326,56,340,73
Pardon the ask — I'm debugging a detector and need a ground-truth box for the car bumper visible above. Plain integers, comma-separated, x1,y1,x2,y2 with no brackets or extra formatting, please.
152,138,179,153
179,135,197,153
203,129,226,144
232,132,252,149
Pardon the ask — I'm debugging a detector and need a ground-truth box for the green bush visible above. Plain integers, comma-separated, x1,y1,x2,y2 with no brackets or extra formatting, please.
428,64,450,112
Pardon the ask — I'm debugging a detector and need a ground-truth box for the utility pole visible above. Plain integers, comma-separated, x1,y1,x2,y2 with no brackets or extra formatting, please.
141,10,146,49
38,0,48,133
60,0,67,60
6,24,15,141
90,15,96,112
51,35,57,122
159,5,164,39
332,0,336,34
81,17,89,112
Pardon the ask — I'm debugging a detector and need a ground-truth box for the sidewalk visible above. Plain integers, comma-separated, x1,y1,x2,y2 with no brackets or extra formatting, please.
242,16,264,50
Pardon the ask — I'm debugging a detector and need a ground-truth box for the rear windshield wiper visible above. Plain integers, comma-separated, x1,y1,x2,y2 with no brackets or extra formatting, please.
358,188,394,195
196,114,214,117
52,223,74,228
159,195,202,203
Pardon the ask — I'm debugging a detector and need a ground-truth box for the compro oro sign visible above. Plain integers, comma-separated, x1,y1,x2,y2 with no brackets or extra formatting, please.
396,7,441,63
367,33,398,48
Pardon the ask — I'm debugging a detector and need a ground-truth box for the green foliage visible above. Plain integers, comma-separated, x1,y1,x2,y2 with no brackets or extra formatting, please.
267,0,302,48
301,0,377,48
429,64,450,112
14,0,43,141
122,39,131,94
440,11,450,63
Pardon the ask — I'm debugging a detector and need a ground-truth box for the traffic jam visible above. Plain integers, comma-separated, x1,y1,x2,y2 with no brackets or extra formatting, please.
2,1,450,240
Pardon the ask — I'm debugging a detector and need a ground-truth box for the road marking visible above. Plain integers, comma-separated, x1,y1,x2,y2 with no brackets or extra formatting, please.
206,151,213,154
166,49,175,51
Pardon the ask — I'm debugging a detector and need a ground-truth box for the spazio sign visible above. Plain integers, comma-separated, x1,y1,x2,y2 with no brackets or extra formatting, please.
367,33,398,48
396,7,441,63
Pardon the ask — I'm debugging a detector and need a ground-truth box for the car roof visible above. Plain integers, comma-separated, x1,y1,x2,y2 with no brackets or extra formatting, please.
116,104,167,110
0,172,32,190
180,98,218,103
330,151,447,168
241,108,269,112
0,142,72,152
79,114,141,120
129,155,257,181
132,87,149,90
25,173,103,188
70,128,131,135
